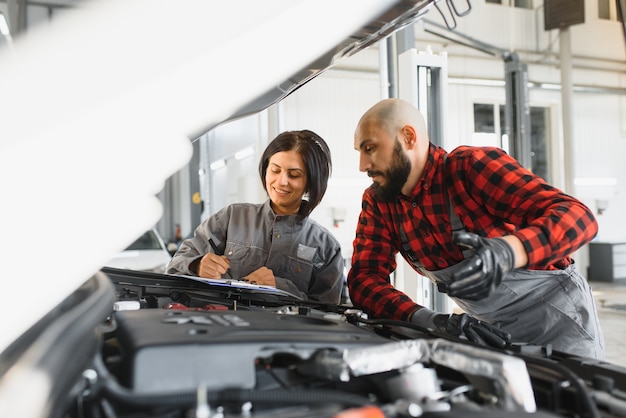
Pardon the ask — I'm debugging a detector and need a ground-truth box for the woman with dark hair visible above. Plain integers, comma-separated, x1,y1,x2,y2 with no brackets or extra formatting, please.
167,130,344,303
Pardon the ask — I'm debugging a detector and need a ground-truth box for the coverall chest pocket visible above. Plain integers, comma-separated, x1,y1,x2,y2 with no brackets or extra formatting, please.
285,244,317,290
224,242,267,279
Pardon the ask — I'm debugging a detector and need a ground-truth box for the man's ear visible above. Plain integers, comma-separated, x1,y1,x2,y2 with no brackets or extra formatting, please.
400,125,418,149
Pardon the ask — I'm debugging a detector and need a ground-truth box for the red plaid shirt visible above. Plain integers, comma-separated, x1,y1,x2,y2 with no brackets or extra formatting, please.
347,144,598,321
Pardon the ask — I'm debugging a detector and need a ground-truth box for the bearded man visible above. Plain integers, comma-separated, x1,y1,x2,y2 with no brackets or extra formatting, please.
347,98,605,359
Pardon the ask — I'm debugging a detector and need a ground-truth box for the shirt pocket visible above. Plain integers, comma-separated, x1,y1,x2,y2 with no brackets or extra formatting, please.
224,241,267,279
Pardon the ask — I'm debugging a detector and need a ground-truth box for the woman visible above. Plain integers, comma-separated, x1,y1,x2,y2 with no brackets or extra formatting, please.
167,130,344,303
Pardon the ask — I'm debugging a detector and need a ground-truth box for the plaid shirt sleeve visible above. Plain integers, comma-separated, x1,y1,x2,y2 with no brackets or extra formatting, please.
347,189,420,321
448,146,599,267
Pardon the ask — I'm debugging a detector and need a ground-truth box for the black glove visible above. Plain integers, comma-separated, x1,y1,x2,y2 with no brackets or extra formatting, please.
446,231,515,301
411,308,511,349
433,313,511,349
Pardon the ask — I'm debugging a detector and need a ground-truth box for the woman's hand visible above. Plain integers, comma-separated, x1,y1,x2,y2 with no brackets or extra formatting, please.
243,267,276,287
197,253,230,278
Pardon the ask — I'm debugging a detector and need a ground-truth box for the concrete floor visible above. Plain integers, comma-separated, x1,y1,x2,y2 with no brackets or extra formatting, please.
590,280,626,367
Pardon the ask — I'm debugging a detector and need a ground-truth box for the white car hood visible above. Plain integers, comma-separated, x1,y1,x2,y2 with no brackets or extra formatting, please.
0,0,422,352
0,0,414,354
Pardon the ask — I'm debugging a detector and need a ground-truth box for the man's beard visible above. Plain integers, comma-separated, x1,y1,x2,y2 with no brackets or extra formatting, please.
370,139,411,202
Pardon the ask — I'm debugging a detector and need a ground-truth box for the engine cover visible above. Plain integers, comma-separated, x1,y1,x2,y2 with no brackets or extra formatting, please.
113,308,387,394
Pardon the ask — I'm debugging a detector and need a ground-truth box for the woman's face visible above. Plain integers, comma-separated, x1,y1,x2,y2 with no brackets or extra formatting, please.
265,150,307,215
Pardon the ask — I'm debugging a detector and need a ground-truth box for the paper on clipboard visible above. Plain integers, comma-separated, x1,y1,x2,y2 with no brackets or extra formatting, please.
165,273,303,300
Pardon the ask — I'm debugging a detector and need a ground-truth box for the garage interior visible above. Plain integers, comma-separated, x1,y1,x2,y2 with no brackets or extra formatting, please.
2,0,626,368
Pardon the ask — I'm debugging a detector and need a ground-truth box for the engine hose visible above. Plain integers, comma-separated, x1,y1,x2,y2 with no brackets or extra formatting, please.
217,388,372,407
102,379,374,409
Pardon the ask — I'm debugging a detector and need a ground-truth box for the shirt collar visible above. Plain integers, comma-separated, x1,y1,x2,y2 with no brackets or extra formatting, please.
405,143,446,199
264,199,305,226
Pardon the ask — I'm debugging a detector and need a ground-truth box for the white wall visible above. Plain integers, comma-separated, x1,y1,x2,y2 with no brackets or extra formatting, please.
572,92,626,242
201,111,268,217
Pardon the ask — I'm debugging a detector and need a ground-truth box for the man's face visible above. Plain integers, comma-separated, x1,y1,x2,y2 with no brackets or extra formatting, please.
354,120,411,201
370,137,411,201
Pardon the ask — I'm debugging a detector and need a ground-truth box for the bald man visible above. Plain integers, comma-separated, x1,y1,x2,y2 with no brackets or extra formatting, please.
347,98,605,359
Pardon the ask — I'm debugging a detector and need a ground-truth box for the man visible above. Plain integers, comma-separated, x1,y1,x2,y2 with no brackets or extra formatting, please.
348,98,605,359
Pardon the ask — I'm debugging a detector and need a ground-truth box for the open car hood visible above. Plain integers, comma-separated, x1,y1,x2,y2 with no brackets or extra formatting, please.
0,0,438,354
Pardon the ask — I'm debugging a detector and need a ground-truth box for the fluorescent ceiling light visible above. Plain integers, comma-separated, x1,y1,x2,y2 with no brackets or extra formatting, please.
540,83,561,90
0,13,13,45
234,146,254,160
448,77,505,87
0,13,9,36
574,177,617,186
210,159,226,170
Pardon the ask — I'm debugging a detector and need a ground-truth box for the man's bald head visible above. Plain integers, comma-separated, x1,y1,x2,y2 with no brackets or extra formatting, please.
354,99,432,197
356,98,429,147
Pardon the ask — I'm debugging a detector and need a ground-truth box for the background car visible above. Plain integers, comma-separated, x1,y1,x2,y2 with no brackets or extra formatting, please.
104,228,172,273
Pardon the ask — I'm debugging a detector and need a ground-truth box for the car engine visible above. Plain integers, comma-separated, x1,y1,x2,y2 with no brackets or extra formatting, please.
56,268,626,418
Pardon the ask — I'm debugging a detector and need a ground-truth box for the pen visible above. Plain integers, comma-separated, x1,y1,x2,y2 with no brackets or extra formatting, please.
208,238,222,256
209,237,231,278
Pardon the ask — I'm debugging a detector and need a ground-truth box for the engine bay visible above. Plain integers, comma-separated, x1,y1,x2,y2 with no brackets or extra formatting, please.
59,267,626,418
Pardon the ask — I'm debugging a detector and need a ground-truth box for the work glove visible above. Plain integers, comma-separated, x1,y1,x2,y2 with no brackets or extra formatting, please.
411,308,511,349
446,231,516,301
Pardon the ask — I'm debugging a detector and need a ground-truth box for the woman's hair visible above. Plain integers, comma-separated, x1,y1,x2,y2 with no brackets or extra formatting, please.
258,130,332,217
